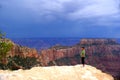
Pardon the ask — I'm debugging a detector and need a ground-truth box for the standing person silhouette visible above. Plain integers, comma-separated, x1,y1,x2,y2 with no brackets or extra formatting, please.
80,47,86,67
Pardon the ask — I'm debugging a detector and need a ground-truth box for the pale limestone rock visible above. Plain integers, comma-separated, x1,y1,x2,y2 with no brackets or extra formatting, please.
0,65,113,80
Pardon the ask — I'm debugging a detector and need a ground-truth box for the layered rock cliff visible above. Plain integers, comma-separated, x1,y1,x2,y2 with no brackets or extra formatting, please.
0,65,114,80
39,39,120,78
0,38,39,58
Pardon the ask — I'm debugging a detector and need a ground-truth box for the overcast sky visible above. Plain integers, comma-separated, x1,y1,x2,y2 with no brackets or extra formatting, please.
0,0,120,38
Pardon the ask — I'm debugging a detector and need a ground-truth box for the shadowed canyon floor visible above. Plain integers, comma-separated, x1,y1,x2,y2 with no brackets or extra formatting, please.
0,65,113,80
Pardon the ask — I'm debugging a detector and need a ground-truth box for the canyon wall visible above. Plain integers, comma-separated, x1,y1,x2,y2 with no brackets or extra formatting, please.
0,38,39,58
39,39,120,78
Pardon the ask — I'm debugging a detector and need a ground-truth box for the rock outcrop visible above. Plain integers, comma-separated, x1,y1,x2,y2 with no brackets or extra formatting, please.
0,38,39,58
39,47,78,66
0,65,114,80
39,39,120,78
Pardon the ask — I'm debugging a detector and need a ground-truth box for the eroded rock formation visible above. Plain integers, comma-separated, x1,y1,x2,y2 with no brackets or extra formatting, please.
0,38,39,58
39,39,120,78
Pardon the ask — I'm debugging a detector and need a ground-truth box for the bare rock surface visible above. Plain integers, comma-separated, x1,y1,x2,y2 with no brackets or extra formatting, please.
0,65,113,80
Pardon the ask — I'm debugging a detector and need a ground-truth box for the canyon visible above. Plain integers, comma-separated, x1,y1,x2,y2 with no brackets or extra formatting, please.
0,38,120,79
39,39,120,79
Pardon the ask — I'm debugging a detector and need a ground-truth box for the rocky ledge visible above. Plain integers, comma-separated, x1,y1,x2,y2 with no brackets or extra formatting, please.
0,65,114,80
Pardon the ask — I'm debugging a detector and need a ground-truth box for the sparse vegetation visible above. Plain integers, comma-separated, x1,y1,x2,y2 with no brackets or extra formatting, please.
8,55,39,70
0,30,39,70
0,30,13,62
50,44,70,50
0,41,13,60
0,55,39,70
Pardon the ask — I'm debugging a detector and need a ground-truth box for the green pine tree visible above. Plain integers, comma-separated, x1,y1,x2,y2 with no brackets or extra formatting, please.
0,30,13,61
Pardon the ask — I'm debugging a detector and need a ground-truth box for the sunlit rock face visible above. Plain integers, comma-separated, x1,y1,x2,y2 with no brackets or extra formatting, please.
0,65,113,80
40,39,120,77
0,38,39,58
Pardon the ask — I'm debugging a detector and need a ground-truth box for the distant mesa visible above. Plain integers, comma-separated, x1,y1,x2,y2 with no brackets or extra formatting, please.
79,39,118,45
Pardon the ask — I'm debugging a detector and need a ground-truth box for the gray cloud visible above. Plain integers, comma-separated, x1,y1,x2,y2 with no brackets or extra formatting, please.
1,0,120,24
